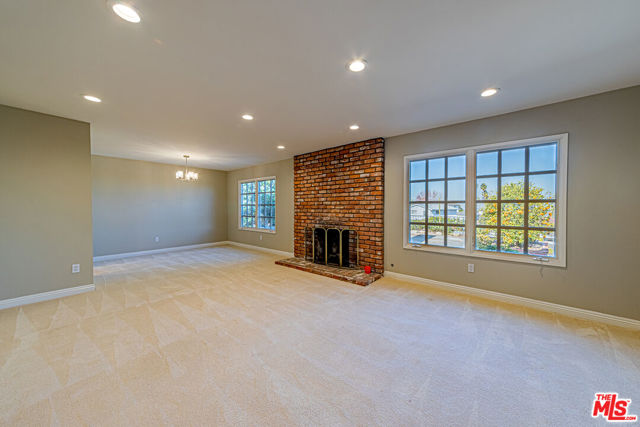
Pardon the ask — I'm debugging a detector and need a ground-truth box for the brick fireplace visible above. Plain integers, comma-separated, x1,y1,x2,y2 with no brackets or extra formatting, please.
292,138,384,274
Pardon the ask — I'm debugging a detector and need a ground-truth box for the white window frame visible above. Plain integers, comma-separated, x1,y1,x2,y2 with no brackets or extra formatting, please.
238,176,277,233
403,133,568,267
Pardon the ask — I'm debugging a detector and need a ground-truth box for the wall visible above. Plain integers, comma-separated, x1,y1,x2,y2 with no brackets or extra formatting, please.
92,156,227,256
226,158,294,253
294,139,385,272
385,86,640,320
0,105,93,300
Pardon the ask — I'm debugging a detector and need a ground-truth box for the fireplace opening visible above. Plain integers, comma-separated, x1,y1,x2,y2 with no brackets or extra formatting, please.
310,227,354,267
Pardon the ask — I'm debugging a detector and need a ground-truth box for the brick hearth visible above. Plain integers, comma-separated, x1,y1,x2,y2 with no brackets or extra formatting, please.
275,258,382,286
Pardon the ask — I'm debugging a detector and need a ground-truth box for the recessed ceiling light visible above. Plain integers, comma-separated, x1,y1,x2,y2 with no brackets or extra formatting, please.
112,2,141,23
481,88,500,97
83,95,102,103
348,59,367,72
349,124,360,130
242,114,254,120
277,145,285,150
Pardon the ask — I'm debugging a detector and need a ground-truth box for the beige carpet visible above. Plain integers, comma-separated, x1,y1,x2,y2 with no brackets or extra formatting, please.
0,246,638,426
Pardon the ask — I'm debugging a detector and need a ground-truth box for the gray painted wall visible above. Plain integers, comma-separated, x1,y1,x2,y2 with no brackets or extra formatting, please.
385,86,640,320
92,155,227,256
0,105,93,300
226,158,294,253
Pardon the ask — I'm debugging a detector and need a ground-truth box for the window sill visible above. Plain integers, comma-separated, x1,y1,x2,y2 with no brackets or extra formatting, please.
238,227,276,234
403,244,566,267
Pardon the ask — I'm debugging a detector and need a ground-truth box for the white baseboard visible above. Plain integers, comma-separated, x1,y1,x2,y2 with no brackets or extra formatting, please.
93,242,228,262
0,284,95,311
225,241,294,258
383,271,640,330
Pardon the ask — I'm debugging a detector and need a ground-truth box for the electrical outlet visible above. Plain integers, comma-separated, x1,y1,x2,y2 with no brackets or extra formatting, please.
72,264,80,274
154,236,160,242
259,234,263,241
467,263,474,273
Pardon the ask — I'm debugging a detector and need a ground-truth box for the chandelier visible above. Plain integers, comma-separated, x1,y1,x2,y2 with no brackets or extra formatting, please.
176,155,198,181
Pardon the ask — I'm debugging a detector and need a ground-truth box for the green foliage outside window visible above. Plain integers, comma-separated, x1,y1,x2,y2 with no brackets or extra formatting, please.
477,181,554,252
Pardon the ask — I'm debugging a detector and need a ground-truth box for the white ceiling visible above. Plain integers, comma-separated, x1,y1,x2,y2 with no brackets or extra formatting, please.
1,1,639,171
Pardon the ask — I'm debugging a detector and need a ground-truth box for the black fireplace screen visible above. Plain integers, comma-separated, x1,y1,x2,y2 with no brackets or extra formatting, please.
305,226,359,268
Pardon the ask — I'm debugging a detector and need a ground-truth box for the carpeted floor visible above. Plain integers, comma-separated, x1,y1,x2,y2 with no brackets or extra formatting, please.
0,246,638,426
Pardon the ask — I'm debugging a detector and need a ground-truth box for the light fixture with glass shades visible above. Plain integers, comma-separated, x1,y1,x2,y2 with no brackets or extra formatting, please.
176,155,198,182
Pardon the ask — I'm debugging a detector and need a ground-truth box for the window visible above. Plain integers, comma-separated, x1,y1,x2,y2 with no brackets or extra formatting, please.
404,134,567,266
409,154,466,248
475,143,557,256
239,177,276,232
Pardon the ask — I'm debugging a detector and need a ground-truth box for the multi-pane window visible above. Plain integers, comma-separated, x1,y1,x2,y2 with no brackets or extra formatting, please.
475,143,557,256
240,181,256,228
409,154,466,248
239,177,276,231
257,179,276,230
404,134,567,266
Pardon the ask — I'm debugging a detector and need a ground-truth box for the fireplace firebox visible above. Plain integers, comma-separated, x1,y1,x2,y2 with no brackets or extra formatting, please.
305,225,359,268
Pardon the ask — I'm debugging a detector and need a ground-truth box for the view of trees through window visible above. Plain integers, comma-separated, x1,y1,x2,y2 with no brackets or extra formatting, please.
407,139,560,260
476,143,557,256
240,178,276,231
